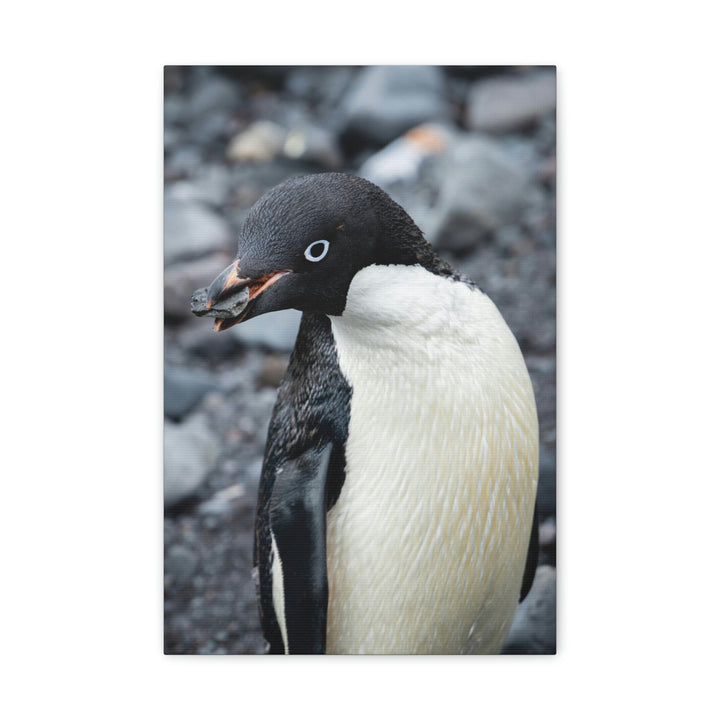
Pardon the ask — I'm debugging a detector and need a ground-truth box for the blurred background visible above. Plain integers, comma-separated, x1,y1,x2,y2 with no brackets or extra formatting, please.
164,65,556,654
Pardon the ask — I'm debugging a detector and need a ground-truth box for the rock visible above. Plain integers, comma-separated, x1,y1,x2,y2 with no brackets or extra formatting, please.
227,121,287,163
178,322,245,361
164,365,219,421
164,197,234,266
285,66,356,110
537,444,556,518
339,65,448,149
230,309,302,352
425,134,539,254
164,414,220,507
187,74,240,121
501,565,556,654
283,124,342,169
164,253,231,320
258,354,289,388
198,483,252,516
467,69,556,133
360,123,452,187
539,517,556,546
166,545,199,584
164,94,186,126
166,164,231,207
165,145,203,177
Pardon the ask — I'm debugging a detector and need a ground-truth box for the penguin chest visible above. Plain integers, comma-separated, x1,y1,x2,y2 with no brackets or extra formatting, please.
326,265,538,654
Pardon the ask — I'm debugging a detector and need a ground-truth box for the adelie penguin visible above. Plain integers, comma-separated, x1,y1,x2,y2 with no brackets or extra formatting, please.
192,173,539,654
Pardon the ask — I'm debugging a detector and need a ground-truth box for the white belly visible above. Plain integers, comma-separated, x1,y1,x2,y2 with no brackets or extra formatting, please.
326,264,538,654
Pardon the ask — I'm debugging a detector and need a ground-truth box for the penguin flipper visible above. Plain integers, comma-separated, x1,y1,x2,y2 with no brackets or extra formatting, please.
267,443,333,654
520,500,539,603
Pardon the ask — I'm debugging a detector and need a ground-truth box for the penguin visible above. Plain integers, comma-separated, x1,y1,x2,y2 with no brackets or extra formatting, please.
192,173,539,654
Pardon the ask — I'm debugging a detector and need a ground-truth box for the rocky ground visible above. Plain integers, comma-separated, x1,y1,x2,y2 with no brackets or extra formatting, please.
163,65,556,654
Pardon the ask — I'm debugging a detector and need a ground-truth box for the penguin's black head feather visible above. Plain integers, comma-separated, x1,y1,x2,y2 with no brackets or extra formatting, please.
197,173,453,330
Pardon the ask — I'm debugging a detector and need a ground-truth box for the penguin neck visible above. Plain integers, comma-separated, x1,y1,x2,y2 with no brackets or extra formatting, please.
331,264,481,345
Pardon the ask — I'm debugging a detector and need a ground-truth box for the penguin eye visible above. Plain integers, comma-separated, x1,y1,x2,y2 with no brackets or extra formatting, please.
304,239,330,263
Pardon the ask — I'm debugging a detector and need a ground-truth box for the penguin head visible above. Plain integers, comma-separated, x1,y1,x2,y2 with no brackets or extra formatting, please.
199,173,434,331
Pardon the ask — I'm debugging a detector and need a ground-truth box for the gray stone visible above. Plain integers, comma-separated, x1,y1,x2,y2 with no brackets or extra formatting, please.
539,517,556,546
166,545,199,584
283,124,342,169
164,414,220,507
501,565,556,654
258,354,289,388
198,484,252,517
339,66,448,147
230,309,302,352
164,365,219,421
165,145,203,177
425,134,540,253
187,75,240,121
166,164,231,207
537,444,556,517
164,197,234,266
227,121,286,163
467,69,556,133
164,253,231,320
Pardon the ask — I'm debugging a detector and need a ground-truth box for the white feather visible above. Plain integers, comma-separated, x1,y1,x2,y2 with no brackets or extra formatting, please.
326,264,538,654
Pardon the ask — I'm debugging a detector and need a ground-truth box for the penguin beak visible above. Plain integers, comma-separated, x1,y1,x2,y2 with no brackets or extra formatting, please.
191,260,292,332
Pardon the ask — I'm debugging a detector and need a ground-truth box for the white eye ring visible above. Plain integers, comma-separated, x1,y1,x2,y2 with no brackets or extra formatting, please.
304,239,330,262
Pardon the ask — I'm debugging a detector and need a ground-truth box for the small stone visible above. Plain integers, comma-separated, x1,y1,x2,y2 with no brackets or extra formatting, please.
425,134,540,254
537,445,556,518
198,484,251,516
467,69,556,133
283,124,342,169
230,309,302,352
360,123,452,187
501,565,556,654
166,545,199,584
164,253,231,320
165,164,231,207
164,197,234,266
227,121,287,163
187,75,240,121
539,517,556,546
164,414,221,507
339,65,449,149
257,354,289,388
164,365,219,421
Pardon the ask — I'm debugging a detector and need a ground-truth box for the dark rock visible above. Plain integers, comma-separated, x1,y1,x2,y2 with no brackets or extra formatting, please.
164,365,219,421
187,74,241,121
285,66,357,110
467,69,556,133
425,135,540,254
230,309,302,352
258,354,289,388
166,164,231,207
166,545,199,584
164,414,220,507
164,94,186,126
164,197,234,266
339,66,448,150
537,444,556,518
165,145,203,177
178,322,245,361
164,253,231,320
501,565,556,654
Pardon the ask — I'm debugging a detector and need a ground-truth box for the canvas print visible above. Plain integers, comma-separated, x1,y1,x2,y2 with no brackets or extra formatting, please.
164,65,556,654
